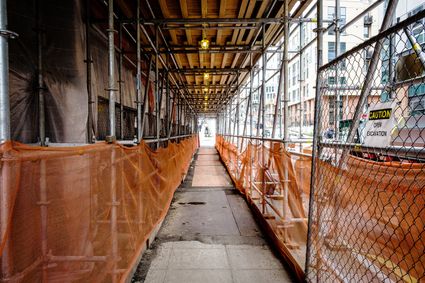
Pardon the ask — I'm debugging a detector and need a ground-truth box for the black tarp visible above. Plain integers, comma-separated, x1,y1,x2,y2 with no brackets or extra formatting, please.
8,0,137,143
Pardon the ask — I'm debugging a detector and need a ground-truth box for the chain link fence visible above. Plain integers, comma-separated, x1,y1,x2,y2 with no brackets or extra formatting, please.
306,10,425,282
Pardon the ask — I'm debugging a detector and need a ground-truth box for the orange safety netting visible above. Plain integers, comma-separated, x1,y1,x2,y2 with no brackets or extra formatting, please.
0,136,198,282
216,135,425,282
215,135,311,281
309,156,425,282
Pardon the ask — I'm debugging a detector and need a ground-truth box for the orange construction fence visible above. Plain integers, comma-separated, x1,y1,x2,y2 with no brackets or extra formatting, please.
216,135,425,282
308,155,425,282
0,136,198,282
216,135,311,281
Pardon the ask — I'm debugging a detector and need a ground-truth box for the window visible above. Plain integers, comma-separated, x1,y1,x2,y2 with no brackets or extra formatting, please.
340,7,346,26
381,61,389,83
328,42,336,61
288,66,292,87
339,77,347,85
329,96,335,125
328,6,335,35
328,76,336,85
408,5,425,45
408,84,425,115
364,25,370,38
412,21,425,44
328,6,346,35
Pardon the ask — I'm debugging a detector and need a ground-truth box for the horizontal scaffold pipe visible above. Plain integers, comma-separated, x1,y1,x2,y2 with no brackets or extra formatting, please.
219,134,312,144
118,134,197,145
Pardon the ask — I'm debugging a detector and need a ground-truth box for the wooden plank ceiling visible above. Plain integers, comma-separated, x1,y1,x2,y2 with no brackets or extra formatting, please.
106,0,311,113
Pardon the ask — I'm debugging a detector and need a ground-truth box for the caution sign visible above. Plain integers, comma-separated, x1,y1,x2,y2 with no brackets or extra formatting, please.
363,102,396,147
368,108,392,120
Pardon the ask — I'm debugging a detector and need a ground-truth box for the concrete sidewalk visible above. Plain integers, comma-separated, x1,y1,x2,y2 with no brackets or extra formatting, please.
133,147,294,283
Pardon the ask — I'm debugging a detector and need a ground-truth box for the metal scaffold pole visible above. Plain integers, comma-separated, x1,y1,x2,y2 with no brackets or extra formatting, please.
141,56,153,140
106,1,118,283
305,0,324,275
250,54,253,138
0,0,13,279
282,0,290,237
85,0,94,143
155,25,160,148
299,21,304,139
165,57,170,140
37,0,45,146
107,0,116,140
334,0,341,141
119,23,124,140
261,23,266,214
136,0,142,142
283,2,289,150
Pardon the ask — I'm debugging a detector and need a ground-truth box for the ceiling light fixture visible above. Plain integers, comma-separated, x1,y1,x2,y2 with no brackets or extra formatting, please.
200,38,209,50
203,72,210,80
200,27,209,50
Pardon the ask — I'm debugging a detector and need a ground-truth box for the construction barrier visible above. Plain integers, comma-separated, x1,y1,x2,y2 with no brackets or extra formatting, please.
216,135,311,281
307,11,425,282
0,136,198,282
217,132,425,282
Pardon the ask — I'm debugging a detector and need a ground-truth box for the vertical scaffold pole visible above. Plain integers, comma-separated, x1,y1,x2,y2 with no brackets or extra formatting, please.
272,38,283,138
155,26,160,148
37,0,45,146
136,0,142,142
0,0,12,279
165,56,170,142
249,54,254,198
107,2,118,283
118,23,124,140
141,56,153,141
282,0,290,234
36,2,48,278
299,21,304,139
305,0,324,276
177,97,181,136
107,0,116,140
261,23,266,214
334,0,341,142
85,0,94,143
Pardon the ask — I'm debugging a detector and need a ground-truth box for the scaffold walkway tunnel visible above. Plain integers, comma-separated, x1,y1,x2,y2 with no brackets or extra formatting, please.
0,0,424,282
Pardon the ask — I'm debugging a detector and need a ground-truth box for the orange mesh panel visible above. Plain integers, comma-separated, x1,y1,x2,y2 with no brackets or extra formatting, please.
313,157,425,281
217,135,425,281
215,135,311,281
0,136,198,282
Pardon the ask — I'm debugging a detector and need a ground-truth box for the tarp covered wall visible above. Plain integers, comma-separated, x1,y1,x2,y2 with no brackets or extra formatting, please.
9,0,88,143
8,0,140,143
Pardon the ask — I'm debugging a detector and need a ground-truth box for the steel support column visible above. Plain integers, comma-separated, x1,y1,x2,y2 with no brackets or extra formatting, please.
0,0,12,279
155,25,160,148
334,0,341,140
107,0,116,140
37,0,45,145
140,56,153,141
299,21,304,139
283,2,289,149
305,0,324,274
118,23,124,139
85,0,94,143
136,0,143,141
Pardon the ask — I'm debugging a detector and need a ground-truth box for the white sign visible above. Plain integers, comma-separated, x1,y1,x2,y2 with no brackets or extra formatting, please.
363,101,397,148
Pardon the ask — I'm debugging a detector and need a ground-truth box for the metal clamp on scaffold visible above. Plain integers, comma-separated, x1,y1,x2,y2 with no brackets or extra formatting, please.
0,29,18,39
